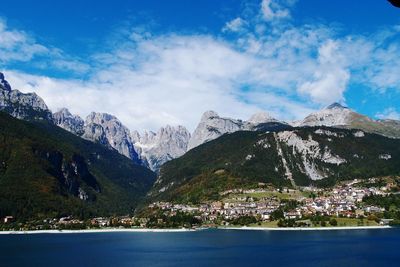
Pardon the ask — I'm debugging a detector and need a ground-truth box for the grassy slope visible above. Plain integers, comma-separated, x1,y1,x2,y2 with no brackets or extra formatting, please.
0,112,156,220
147,127,400,204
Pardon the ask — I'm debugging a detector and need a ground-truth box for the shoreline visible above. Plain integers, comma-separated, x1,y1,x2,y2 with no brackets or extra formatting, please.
0,225,394,234
223,225,393,231
0,228,197,234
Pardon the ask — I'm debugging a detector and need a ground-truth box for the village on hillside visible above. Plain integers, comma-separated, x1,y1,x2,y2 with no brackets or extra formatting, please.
145,177,400,228
1,177,400,231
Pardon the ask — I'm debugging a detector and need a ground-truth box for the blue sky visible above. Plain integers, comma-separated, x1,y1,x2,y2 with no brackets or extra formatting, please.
0,0,399,131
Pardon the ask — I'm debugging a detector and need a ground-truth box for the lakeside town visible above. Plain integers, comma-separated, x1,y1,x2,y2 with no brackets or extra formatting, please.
1,177,399,231
146,177,399,228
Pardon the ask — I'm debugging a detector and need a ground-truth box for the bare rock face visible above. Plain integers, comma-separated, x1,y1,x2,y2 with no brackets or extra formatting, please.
248,111,278,124
297,103,354,127
133,125,191,171
187,110,287,150
275,130,346,181
82,112,140,163
0,73,12,91
187,111,247,150
53,108,84,135
296,102,400,139
0,72,53,121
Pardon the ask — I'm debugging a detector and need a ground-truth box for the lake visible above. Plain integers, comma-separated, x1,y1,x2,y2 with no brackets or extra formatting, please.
0,228,399,267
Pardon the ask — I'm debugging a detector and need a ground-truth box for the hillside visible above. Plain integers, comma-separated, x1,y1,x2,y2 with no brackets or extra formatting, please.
147,127,400,204
0,112,156,221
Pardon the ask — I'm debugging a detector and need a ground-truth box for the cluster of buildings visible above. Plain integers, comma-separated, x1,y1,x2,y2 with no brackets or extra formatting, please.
149,178,394,223
0,215,139,231
2,178,395,230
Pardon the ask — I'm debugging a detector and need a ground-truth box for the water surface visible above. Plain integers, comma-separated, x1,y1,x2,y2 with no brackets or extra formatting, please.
0,228,399,267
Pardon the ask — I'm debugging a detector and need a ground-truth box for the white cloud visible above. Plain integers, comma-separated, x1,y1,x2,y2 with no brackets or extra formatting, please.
0,20,48,62
3,0,400,134
5,35,261,132
261,0,292,21
0,19,89,74
376,108,400,120
298,40,350,104
223,18,246,32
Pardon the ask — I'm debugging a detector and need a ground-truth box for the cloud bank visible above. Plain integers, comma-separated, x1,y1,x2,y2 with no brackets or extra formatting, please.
2,1,400,132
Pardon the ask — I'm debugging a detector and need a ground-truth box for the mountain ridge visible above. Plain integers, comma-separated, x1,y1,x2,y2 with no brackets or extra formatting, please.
1,72,399,173
147,126,400,204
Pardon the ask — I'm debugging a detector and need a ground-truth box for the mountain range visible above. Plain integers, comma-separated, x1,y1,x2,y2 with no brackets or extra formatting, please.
2,72,400,172
1,71,400,215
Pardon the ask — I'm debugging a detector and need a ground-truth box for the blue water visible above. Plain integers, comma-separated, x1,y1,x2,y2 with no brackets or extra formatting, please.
0,228,399,267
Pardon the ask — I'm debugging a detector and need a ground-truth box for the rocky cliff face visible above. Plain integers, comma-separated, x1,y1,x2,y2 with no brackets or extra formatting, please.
133,125,191,171
0,73,12,91
296,103,400,138
82,112,140,163
0,72,53,121
187,110,288,150
187,111,248,150
53,108,84,135
296,103,354,127
53,107,192,171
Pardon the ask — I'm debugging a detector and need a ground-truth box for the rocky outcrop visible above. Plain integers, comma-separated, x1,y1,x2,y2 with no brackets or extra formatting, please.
187,111,248,150
296,102,400,139
53,108,84,135
187,110,288,150
82,112,140,163
133,125,191,171
0,72,53,121
296,103,354,127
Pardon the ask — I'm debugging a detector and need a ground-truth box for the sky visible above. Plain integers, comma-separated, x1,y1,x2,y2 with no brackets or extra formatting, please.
0,0,400,131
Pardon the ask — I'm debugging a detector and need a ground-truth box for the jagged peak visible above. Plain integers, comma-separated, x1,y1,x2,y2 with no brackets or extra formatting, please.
55,107,72,116
0,72,12,91
86,112,118,123
248,111,276,124
325,102,348,110
201,110,219,120
159,124,189,133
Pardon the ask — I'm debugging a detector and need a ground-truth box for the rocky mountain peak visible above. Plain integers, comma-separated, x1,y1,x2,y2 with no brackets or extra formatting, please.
201,110,219,120
133,125,191,171
297,102,354,128
83,112,140,163
325,102,348,110
85,112,118,125
56,107,72,116
53,108,84,135
0,72,12,91
248,111,276,124
0,72,52,121
188,111,246,150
